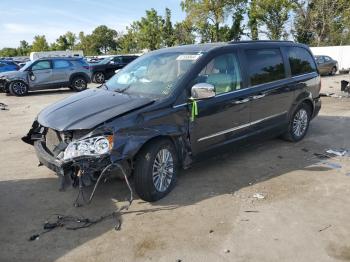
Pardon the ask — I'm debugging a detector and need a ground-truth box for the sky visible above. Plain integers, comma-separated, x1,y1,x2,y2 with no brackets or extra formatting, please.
0,0,186,48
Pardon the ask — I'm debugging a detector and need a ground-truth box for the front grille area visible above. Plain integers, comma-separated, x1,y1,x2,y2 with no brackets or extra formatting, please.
45,128,61,154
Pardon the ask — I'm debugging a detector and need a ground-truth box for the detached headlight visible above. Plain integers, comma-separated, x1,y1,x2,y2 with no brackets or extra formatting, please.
63,135,114,160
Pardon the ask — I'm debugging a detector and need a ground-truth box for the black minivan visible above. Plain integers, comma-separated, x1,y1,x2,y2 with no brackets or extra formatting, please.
23,41,321,202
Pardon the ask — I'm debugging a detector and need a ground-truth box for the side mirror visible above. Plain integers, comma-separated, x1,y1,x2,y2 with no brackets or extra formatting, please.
191,83,215,100
115,69,120,74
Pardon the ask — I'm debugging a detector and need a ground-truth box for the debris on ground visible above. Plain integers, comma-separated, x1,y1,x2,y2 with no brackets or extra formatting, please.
0,103,9,111
321,162,342,169
224,249,230,253
319,93,343,98
244,210,259,213
326,149,348,157
253,193,266,200
314,153,332,159
302,148,309,152
318,224,332,232
29,211,124,241
209,229,214,233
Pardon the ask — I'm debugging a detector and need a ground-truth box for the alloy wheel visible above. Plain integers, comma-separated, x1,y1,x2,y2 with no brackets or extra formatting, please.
152,148,174,192
74,79,86,90
292,108,308,138
12,82,27,95
95,73,105,83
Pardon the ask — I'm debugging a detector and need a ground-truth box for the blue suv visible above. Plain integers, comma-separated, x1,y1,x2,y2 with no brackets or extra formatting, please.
0,60,19,72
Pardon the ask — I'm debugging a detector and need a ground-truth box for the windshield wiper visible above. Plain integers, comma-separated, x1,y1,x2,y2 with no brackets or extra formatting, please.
114,84,131,93
100,83,108,90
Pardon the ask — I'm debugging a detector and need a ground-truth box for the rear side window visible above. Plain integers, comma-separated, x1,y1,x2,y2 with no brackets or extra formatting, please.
287,47,316,76
53,60,71,69
245,49,285,86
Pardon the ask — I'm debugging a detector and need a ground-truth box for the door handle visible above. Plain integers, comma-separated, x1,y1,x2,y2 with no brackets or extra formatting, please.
233,98,250,104
251,94,266,100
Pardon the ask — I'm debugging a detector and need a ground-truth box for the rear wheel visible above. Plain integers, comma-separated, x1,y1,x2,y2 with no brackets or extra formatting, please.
330,66,337,75
134,139,178,202
71,76,87,92
282,103,311,142
9,81,28,96
93,72,105,83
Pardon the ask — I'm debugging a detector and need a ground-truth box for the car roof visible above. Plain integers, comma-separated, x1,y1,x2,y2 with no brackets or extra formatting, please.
36,57,83,61
152,40,309,54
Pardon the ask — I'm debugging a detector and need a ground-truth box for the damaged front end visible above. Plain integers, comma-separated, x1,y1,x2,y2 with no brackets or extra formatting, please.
22,121,130,203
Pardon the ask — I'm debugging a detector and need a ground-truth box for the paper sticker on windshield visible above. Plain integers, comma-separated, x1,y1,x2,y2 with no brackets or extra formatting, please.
176,54,202,61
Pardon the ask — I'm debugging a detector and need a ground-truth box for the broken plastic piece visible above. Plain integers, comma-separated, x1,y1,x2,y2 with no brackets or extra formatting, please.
253,193,265,200
326,149,347,157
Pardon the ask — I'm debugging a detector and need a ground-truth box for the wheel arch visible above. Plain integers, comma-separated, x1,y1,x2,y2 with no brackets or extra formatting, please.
289,92,314,119
69,72,90,84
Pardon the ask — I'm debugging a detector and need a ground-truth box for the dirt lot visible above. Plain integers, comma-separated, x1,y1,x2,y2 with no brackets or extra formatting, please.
1,77,350,262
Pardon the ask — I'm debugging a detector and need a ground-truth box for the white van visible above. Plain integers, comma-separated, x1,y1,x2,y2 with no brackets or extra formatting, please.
30,50,84,61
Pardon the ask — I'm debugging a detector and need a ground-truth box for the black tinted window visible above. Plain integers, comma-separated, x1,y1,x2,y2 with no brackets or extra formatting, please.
245,49,285,86
287,47,316,76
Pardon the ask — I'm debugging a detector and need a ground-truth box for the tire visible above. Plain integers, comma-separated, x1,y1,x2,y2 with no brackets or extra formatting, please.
9,81,28,96
134,139,178,202
330,66,337,76
282,103,311,142
71,76,87,92
93,72,105,84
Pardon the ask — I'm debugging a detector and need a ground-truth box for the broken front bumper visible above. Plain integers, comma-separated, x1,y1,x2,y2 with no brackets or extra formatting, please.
34,140,112,176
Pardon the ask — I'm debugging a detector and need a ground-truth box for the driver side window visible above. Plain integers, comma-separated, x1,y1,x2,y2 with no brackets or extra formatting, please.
32,61,51,71
196,53,242,95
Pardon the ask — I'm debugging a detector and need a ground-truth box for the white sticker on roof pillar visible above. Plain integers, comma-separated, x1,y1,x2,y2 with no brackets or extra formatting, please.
176,54,202,61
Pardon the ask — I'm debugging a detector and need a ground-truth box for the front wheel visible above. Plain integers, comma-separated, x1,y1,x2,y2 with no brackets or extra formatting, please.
134,139,178,202
93,72,105,84
9,81,28,96
282,103,311,142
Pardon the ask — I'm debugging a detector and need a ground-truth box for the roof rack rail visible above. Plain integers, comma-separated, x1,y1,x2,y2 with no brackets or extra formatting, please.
228,40,294,44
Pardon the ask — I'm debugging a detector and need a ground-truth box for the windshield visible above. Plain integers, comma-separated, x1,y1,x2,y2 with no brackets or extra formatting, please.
20,61,34,71
104,51,203,97
98,57,113,64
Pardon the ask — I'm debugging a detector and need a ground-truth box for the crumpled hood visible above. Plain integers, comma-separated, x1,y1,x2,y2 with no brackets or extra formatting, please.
0,70,22,79
37,88,154,131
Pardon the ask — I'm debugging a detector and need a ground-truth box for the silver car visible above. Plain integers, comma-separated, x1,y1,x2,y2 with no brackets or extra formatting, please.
0,57,92,96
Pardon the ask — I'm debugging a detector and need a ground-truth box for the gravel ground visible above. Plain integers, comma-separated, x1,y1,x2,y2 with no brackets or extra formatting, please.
0,81,350,262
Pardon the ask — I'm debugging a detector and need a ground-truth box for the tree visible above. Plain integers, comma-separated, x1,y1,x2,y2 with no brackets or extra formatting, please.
292,0,350,46
162,8,175,47
17,40,30,55
173,21,196,45
248,0,259,40
31,35,49,52
118,24,139,53
254,0,295,40
55,35,69,50
65,31,76,50
76,31,99,55
90,25,118,54
181,0,246,42
229,2,246,41
137,9,164,50
0,48,18,57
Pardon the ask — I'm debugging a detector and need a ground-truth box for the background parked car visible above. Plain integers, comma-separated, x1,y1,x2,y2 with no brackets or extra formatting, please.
90,55,138,83
0,60,20,72
0,57,91,96
315,55,338,75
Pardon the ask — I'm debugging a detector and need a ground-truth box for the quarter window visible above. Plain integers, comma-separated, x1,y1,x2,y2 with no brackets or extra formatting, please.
245,49,285,86
53,60,71,69
287,47,316,76
196,53,242,95
32,61,51,71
